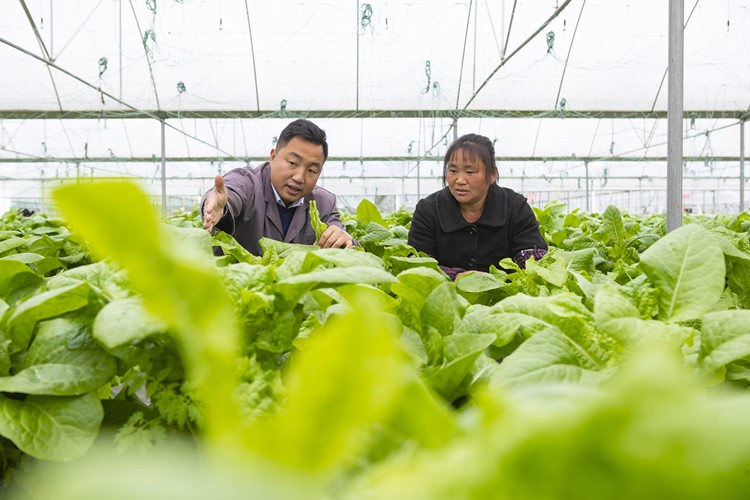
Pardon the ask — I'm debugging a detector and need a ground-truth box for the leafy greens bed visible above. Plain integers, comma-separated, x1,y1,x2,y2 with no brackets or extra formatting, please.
2,187,750,499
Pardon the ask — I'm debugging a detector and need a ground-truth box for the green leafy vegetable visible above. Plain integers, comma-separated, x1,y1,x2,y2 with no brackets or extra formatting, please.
309,200,328,243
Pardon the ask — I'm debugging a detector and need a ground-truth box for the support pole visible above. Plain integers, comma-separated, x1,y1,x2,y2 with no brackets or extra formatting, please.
416,160,421,200
356,0,360,111
585,160,590,212
741,117,746,212
119,0,123,100
666,0,684,232
50,0,53,55
161,116,167,217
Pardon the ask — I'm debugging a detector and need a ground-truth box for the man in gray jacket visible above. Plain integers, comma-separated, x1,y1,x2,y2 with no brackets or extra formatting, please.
202,119,355,255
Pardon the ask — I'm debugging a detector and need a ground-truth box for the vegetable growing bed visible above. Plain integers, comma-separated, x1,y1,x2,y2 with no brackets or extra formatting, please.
2,183,750,499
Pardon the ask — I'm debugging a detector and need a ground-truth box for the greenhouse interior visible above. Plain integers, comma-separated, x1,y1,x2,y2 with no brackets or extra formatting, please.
1,0,747,216
4,1,750,499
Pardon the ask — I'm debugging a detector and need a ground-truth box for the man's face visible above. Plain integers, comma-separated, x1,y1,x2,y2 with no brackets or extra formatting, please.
269,136,325,206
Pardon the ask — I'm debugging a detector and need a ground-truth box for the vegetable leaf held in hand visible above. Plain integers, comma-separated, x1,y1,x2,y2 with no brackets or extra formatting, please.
309,201,328,243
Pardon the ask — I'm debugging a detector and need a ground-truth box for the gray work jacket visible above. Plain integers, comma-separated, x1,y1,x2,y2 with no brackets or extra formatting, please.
201,162,346,255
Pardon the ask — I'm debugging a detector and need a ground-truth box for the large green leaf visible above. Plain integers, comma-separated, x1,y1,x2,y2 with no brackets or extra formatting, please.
0,318,116,395
50,261,132,300
490,327,616,388
423,333,496,400
212,231,261,264
594,285,692,349
638,224,725,322
246,308,456,472
2,252,63,276
593,205,626,247
462,305,546,348
490,293,608,360
0,392,103,462
53,181,241,448
391,267,448,332
0,237,27,255
0,258,44,301
335,283,399,313
455,272,511,305
6,282,90,353
699,310,750,374
525,257,568,288
385,255,441,275
554,248,597,274
273,266,397,302
306,248,386,270
92,298,168,350
357,222,392,244
356,199,387,227
421,282,467,337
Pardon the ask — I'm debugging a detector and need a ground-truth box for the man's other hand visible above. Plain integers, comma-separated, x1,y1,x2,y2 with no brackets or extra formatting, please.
316,225,354,249
203,174,229,233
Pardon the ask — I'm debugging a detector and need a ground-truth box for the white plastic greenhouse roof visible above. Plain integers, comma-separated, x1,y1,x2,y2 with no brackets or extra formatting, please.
0,0,748,180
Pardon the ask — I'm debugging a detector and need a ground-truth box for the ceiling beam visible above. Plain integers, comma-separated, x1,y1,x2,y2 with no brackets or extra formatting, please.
0,155,742,163
0,109,745,120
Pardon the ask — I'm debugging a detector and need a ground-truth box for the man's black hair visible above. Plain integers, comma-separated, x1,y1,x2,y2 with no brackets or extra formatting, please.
276,119,328,161
442,133,498,186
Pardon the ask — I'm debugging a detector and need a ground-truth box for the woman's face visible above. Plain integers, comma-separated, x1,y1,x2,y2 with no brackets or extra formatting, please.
445,148,497,209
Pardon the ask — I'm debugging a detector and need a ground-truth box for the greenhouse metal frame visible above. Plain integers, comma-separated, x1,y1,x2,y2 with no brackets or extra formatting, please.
0,0,748,220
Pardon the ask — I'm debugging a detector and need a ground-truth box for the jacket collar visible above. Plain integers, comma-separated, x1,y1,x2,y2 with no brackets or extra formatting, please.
437,184,507,232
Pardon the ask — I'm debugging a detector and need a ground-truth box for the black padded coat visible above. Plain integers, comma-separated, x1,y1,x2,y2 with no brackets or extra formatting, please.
407,184,548,272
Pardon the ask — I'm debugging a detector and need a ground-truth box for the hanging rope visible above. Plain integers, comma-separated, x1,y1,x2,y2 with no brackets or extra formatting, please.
423,0,574,156
142,29,156,54
421,61,431,94
360,3,373,28
98,56,108,78
128,0,160,110
554,0,587,111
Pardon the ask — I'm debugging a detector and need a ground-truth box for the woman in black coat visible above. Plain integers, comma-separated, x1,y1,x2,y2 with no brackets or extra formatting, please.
407,134,548,279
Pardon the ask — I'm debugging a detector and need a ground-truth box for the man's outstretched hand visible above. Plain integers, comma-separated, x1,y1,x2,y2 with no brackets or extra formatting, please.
203,174,229,233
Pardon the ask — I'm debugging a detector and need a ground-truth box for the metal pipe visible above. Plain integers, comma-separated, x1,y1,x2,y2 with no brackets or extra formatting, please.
741,118,745,212
356,0,360,111
666,0,684,232
161,117,167,217
585,161,590,211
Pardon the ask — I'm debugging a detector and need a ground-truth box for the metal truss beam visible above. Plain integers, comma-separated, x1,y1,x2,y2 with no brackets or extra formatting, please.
0,155,742,163
0,109,745,120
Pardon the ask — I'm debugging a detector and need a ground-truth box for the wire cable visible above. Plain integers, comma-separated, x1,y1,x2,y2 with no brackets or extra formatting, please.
0,36,244,163
424,0,574,156
127,0,161,110
455,0,474,110
553,0,587,110
502,0,518,60
19,0,62,111
243,0,261,112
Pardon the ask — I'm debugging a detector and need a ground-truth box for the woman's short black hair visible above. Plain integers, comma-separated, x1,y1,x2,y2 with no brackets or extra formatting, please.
276,119,328,161
442,133,498,186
